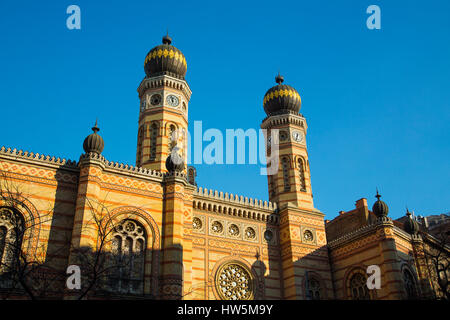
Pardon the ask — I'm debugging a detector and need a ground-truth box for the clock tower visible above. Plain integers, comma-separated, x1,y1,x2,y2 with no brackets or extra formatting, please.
261,74,329,300
261,74,314,211
136,34,191,172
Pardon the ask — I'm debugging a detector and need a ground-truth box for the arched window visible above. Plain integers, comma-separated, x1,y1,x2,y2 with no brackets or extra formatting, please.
349,272,370,300
108,220,146,295
150,123,158,161
0,207,24,278
168,124,176,152
282,157,290,192
137,127,144,166
187,166,196,185
403,268,418,299
268,174,276,198
306,276,322,300
0,226,7,263
298,158,306,192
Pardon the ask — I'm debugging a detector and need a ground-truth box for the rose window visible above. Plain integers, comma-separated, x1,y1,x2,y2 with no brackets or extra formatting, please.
125,221,135,232
216,263,253,300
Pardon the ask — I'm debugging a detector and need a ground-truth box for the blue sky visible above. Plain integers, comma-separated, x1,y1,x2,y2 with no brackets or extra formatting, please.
0,1,449,220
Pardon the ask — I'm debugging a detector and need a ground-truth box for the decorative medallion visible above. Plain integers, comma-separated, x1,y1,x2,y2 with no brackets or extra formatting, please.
228,224,240,237
279,130,288,141
150,94,162,106
193,217,202,230
211,221,223,234
244,227,256,240
303,230,314,242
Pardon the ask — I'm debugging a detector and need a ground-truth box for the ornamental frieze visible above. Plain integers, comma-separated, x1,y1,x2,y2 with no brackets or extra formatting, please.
0,161,78,185
101,173,162,192
281,244,328,258
330,234,379,259
208,239,258,254
192,236,206,246
279,214,324,227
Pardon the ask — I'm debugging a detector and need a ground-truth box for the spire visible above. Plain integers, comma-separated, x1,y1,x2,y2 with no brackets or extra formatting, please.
406,206,412,217
162,31,172,45
375,188,381,201
92,119,100,133
275,72,284,84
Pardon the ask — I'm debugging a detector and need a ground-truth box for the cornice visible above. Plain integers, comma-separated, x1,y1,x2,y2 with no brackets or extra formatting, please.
137,74,192,100
278,201,324,218
193,186,279,225
260,113,308,131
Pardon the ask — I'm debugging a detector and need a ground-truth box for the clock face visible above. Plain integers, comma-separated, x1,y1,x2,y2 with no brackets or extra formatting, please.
150,94,162,106
292,130,304,143
166,94,179,107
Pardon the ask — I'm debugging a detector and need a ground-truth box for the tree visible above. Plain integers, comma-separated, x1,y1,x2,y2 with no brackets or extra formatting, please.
423,230,450,300
68,196,148,300
0,171,67,299
0,170,146,300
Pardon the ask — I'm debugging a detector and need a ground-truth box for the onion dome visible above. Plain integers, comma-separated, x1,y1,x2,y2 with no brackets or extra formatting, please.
372,190,389,217
263,74,302,116
165,149,184,172
404,209,420,235
144,33,187,79
83,121,104,154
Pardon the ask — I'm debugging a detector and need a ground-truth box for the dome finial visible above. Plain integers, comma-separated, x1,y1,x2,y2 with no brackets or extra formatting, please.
83,120,104,154
275,72,284,84
162,31,172,45
375,188,381,201
406,206,411,216
372,187,389,217
92,119,100,133
404,206,419,234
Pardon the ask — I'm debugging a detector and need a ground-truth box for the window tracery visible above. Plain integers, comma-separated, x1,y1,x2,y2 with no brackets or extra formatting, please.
107,219,146,294
403,268,418,299
349,272,370,300
306,277,322,300
215,262,253,300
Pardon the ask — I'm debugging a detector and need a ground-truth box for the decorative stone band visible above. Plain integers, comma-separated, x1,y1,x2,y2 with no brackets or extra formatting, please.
0,146,78,169
260,113,307,130
145,48,187,69
327,216,394,249
137,74,192,100
263,87,301,105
